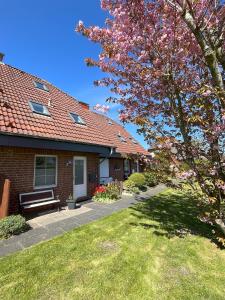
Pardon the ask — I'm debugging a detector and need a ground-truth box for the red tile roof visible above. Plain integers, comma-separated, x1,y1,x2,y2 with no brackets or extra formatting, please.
0,63,148,155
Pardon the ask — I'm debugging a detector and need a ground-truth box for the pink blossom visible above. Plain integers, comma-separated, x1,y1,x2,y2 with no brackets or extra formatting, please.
93,104,110,114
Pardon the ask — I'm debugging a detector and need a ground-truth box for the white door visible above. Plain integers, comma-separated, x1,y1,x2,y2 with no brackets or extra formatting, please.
73,156,87,199
100,158,109,178
99,158,111,184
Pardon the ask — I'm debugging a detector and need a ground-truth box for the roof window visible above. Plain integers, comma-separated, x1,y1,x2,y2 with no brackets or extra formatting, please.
117,134,127,143
70,113,86,125
34,81,49,92
29,101,50,116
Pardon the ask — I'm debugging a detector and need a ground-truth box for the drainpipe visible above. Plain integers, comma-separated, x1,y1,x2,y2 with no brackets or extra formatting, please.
99,147,114,165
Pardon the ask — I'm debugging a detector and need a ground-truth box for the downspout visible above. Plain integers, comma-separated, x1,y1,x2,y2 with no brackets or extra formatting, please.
99,147,114,165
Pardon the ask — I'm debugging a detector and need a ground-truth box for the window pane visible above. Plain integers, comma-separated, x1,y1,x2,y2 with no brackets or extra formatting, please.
36,169,45,176
46,175,56,185
34,81,49,91
32,102,44,114
75,160,84,185
35,156,56,187
70,113,85,125
35,176,45,187
36,156,45,168
30,101,50,116
46,157,56,169
46,168,55,176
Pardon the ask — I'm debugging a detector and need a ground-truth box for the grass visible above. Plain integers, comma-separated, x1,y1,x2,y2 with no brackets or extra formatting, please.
1,189,225,299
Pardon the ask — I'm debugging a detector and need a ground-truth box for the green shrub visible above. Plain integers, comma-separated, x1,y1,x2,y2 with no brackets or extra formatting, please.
123,180,140,194
106,182,120,200
0,215,29,239
144,172,158,187
128,173,146,188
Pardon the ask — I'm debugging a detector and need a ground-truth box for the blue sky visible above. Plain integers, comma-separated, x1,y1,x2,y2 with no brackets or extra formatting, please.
1,0,148,148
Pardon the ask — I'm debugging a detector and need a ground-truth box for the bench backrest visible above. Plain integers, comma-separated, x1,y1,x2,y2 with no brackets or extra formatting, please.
19,190,54,205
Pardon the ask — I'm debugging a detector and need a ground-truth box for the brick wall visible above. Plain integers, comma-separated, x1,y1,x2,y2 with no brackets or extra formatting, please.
109,158,124,181
0,146,99,215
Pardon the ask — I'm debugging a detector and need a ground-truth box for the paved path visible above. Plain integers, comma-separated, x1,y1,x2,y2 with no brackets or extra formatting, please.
0,184,166,257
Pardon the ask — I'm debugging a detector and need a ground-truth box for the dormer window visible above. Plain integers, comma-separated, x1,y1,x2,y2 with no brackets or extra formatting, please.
34,81,49,92
108,120,113,125
70,113,86,125
29,100,50,116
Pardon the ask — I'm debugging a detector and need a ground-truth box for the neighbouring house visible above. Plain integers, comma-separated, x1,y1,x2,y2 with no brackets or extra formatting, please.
0,60,148,215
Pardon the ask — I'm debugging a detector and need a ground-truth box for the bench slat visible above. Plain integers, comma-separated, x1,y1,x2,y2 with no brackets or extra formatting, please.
22,199,60,209
19,190,54,204
22,197,54,205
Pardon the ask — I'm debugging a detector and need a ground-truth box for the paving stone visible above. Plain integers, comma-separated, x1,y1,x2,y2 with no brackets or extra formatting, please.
59,221,80,232
0,242,23,257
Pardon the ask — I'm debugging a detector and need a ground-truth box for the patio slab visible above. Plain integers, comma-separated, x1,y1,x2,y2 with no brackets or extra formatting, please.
0,184,167,257
27,205,92,228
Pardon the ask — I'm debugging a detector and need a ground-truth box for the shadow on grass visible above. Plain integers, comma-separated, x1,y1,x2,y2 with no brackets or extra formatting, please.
130,190,218,244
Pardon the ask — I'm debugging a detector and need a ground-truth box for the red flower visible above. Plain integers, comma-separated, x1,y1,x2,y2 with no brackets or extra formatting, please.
94,186,106,195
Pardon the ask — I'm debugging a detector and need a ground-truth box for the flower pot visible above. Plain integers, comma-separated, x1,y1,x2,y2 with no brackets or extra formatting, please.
66,199,77,210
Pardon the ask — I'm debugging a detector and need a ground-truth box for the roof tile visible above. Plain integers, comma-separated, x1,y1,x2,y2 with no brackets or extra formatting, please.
0,64,147,155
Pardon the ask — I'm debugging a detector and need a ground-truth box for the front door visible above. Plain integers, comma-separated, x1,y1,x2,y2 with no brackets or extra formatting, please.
73,156,87,200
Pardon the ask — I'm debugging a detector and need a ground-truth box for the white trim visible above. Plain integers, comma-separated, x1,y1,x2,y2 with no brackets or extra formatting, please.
73,156,87,199
33,80,49,92
33,155,58,190
29,100,50,116
23,199,60,209
69,112,86,125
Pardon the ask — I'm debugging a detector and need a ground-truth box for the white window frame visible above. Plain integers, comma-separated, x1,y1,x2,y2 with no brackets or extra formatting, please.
69,112,86,125
29,100,50,116
34,155,58,189
33,81,49,92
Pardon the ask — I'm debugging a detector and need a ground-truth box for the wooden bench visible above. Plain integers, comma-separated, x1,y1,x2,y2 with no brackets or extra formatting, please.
19,190,60,212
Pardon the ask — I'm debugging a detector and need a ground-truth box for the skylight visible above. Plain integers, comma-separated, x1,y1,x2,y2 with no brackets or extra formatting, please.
29,101,50,116
70,113,86,125
129,137,138,144
34,81,49,92
117,134,127,143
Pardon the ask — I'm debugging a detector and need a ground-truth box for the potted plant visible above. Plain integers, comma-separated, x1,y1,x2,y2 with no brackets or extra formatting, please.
66,194,77,210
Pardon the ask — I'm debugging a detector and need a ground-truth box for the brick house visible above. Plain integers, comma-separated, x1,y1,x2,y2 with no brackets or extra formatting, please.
0,62,148,214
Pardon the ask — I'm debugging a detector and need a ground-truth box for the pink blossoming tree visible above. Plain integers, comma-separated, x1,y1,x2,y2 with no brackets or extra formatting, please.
76,1,225,232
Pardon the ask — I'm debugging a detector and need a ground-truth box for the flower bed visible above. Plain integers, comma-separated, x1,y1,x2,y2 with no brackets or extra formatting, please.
93,183,120,203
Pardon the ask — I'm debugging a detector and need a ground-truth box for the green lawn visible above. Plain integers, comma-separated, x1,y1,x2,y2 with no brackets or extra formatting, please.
1,189,225,300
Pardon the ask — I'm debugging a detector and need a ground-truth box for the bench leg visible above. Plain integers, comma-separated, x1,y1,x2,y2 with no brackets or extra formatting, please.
58,203,61,212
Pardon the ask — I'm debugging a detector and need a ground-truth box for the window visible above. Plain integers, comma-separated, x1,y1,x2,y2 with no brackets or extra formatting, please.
124,159,131,177
129,137,137,144
114,163,121,171
34,81,49,92
117,134,127,143
108,120,113,125
34,155,57,188
70,112,86,125
29,101,50,116
74,159,84,185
